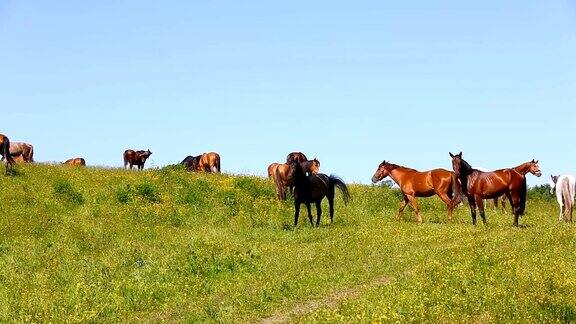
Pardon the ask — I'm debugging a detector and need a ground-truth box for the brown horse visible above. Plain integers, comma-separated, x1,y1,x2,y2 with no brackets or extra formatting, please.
450,152,527,226
274,163,296,200
182,152,221,172
292,161,351,226
9,142,34,162
267,162,280,179
64,158,86,166
371,161,462,223
493,159,541,209
123,149,152,170
0,134,15,175
287,152,308,164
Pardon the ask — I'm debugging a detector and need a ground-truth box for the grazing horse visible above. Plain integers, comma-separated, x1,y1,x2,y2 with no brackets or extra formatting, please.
64,158,86,166
286,152,308,164
199,152,221,173
371,161,462,223
550,175,575,222
9,142,34,162
292,161,351,226
0,134,15,174
181,152,221,173
450,152,527,226
123,149,152,170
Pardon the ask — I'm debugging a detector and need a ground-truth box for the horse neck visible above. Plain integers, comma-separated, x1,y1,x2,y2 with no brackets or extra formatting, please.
292,163,308,187
513,163,531,175
387,165,412,185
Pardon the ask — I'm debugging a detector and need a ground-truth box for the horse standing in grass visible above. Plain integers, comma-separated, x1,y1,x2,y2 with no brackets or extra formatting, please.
286,152,308,164
64,158,86,166
182,152,221,173
9,142,34,162
0,134,15,175
550,175,575,222
123,149,152,170
271,159,321,200
371,161,462,223
495,160,541,210
450,152,527,226
292,161,351,227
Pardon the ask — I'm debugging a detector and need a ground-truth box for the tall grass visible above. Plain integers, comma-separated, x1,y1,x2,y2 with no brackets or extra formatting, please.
0,163,572,322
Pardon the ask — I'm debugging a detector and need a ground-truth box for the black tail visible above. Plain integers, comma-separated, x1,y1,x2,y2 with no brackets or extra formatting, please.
215,156,221,173
329,175,351,205
518,176,527,215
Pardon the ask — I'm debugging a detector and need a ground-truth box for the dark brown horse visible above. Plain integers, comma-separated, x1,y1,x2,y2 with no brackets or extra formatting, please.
292,161,351,226
181,152,221,173
493,159,541,209
0,134,15,175
9,142,34,162
371,161,462,223
64,158,86,166
123,149,152,170
450,152,527,226
286,152,308,164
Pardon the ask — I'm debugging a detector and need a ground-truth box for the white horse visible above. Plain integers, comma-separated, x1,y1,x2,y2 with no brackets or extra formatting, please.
550,175,576,221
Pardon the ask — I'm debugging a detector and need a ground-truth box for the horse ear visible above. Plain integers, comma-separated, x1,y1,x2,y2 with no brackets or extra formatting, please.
458,152,462,157
449,152,454,158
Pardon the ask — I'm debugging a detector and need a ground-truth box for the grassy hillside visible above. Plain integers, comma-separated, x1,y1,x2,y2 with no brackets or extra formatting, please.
0,164,574,322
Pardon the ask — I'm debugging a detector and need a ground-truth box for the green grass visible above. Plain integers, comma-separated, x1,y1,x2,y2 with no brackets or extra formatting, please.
0,163,573,322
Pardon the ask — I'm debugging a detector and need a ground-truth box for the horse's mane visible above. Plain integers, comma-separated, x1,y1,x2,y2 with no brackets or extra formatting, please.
384,162,417,172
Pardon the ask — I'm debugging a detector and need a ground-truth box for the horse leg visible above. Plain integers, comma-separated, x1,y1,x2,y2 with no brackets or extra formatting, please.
510,191,521,226
306,203,314,226
437,193,453,221
328,195,335,223
406,195,422,224
500,196,507,211
475,195,487,225
492,197,498,211
397,195,409,221
294,201,300,226
315,201,322,227
468,196,477,225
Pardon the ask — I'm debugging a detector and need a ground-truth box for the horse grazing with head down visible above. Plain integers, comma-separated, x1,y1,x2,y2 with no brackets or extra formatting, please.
181,152,221,173
292,161,351,227
0,134,15,175
450,152,527,226
9,142,34,163
123,149,152,170
64,158,86,166
550,175,576,222
371,161,462,223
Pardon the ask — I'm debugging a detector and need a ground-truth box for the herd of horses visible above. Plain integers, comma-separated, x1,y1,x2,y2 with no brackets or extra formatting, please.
0,132,574,227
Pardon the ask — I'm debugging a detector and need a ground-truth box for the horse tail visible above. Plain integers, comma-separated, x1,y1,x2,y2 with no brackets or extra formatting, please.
518,175,527,216
329,175,351,205
3,138,15,166
215,154,221,173
123,152,128,168
450,172,464,205
26,144,34,162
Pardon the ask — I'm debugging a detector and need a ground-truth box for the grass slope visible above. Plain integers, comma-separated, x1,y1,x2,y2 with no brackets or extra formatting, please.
0,164,574,322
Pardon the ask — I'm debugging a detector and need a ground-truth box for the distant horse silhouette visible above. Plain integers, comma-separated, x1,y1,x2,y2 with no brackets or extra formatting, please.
271,159,322,200
0,134,15,175
292,161,351,226
9,142,34,162
181,152,220,172
371,161,462,223
450,152,527,226
123,149,152,170
64,158,86,166
550,175,575,222
287,152,308,164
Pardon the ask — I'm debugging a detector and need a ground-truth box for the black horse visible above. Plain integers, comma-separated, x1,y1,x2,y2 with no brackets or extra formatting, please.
292,161,351,227
181,155,201,171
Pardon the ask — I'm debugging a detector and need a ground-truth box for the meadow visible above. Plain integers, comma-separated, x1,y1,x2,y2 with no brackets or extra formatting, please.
0,163,575,323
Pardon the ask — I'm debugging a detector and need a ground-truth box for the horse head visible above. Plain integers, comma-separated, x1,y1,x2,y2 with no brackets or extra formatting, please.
371,160,391,183
310,158,320,174
449,152,465,176
550,175,559,194
528,159,542,177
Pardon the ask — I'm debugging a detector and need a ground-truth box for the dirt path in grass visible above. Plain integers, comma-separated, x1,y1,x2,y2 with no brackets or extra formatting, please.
260,274,396,323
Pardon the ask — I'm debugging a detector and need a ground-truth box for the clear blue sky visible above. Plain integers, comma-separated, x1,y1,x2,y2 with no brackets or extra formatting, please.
1,1,575,185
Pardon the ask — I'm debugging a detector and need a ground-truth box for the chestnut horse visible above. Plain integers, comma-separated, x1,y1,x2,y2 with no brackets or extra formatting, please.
371,161,462,223
123,149,152,170
64,158,86,166
9,142,34,162
287,152,308,164
0,134,15,174
493,160,541,210
292,161,351,226
450,152,527,226
181,152,220,172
